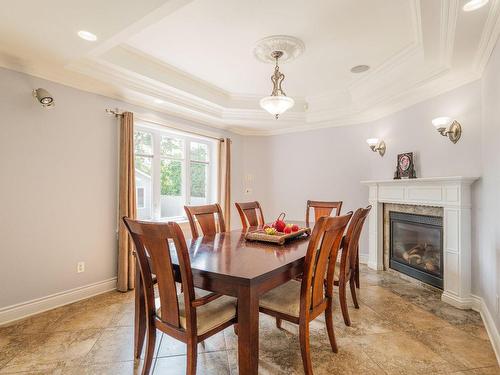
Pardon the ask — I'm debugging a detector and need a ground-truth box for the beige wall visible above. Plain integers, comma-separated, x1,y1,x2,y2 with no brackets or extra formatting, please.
0,67,241,310
477,37,500,333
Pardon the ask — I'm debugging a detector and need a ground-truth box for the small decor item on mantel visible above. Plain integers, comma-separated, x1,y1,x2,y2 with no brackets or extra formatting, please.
245,212,311,245
394,152,417,179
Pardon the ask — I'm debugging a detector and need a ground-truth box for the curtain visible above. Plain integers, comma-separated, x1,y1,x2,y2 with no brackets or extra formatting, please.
117,111,136,292
218,138,231,230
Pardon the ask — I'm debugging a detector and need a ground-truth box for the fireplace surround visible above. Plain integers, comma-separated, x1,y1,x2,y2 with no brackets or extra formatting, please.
361,176,478,309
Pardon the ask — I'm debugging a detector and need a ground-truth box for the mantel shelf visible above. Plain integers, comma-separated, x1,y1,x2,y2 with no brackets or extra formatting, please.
361,176,479,185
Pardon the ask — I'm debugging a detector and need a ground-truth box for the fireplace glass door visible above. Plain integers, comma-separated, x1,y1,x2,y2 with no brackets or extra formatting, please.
390,212,443,288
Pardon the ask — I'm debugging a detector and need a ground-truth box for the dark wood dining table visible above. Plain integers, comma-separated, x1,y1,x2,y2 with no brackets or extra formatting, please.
135,222,311,375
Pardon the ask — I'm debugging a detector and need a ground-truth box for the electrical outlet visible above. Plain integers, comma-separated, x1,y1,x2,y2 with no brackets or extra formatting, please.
244,187,253,195
77,262,85,273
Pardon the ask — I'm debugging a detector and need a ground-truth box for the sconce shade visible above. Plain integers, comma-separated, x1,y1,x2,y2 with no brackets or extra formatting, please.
366,138,379,146
432,117,452,128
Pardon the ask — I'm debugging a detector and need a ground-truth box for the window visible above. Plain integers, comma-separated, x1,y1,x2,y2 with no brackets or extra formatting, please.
134,123,218,221
136,187,145,209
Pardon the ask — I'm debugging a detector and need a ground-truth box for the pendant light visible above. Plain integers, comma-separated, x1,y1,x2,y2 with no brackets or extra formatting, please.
259,51,294,119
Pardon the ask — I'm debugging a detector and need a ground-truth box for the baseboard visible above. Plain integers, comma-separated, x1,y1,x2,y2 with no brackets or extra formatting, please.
441,291,480,310
359,254,369,265
475,295,500,366
367,261,383,271
0,277,117,326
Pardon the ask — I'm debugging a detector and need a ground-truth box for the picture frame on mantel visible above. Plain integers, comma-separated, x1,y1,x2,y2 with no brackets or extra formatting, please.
394,152,417,179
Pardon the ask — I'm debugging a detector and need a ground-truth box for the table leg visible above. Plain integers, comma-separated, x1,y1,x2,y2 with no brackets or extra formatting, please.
237,285,259,375
134,262,146,359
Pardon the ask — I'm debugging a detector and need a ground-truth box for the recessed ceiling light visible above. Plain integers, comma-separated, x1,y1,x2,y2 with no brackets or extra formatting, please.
77,30,97,42
463,0,489,11
350,65,370,73
154,98,164,104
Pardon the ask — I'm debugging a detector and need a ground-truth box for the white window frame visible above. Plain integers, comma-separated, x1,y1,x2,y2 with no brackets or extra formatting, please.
134,122,218,222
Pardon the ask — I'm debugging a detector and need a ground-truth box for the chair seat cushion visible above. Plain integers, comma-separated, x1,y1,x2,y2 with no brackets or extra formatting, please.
157,288,236,335
259,280,302,318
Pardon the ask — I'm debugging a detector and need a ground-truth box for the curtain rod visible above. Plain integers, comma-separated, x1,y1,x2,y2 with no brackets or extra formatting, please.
105,108,123,117
105,108,228,142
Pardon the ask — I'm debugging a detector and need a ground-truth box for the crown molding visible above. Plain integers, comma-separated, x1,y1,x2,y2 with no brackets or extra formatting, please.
474,0,500,73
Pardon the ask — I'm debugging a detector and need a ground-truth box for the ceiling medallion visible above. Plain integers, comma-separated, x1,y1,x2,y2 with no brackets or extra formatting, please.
254,35,305,63
254,35,304,119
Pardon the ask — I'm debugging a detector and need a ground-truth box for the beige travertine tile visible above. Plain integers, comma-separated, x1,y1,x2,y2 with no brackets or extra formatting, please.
82,326,155,365
448,366,500,374
153,351,230,375
410,325,498,369
0,330,100,374
63,360,142,375
352,331,460,375
156,331,226,357
49,303,123,332
333,303,396,336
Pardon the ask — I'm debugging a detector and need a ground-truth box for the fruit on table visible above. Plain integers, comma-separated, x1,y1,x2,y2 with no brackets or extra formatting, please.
272,212,287,232
283,226,292,234
291,224,299,232
263,224,271,230
264,227,277,235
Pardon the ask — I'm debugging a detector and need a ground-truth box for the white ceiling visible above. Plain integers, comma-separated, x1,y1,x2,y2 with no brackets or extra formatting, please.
127,0,415,96
1,0,499,135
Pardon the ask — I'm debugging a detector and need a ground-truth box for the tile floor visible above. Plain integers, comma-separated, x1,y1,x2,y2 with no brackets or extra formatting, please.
0,267,498,374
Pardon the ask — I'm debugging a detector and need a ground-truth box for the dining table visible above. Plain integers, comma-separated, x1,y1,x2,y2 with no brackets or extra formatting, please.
134,221,312,375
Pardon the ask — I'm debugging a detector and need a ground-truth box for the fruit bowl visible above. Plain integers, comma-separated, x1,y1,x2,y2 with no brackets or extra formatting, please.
245,227,311,245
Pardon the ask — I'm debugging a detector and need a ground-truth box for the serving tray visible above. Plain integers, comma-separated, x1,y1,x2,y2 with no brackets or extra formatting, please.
245,227,311,245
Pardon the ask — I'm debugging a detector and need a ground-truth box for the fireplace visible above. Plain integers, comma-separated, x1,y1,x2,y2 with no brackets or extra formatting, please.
389,211,443,289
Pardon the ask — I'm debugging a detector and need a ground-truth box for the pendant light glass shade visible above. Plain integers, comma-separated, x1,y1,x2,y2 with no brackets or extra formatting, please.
260,95,294,118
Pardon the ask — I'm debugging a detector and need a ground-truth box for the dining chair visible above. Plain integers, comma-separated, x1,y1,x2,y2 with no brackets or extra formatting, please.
259,213,353,375
305,200,343,227
184,203,226,238
123,218,237,375
235,201,265,229
334,205,371,326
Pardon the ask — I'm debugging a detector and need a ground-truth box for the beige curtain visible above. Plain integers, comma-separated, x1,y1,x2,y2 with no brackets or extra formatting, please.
117,112,137,292
218,138,231,230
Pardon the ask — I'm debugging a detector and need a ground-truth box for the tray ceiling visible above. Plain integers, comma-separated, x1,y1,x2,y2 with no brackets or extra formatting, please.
0,0,499,135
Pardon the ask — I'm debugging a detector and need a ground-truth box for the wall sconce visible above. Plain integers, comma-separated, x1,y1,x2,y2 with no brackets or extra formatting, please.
432,117,462,144
33,88,55,108
366,138,386,157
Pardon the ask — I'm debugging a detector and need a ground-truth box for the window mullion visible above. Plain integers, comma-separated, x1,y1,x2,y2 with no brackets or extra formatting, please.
152,134,162,220
185,140,191,206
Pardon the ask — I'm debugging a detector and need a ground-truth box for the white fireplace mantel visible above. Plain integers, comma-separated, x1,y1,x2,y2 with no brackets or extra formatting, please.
361,176,479,309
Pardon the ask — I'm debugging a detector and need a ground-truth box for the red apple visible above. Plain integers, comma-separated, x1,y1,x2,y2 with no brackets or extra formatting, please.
283,226,292,234
274,220,286,232
291,224,299,232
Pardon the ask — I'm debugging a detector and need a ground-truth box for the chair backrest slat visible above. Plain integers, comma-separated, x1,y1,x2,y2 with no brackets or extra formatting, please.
339,205,372,281
301,213,352,312
306,200,343,227
184,204,226,238
123,218,195,329
235,201,265,228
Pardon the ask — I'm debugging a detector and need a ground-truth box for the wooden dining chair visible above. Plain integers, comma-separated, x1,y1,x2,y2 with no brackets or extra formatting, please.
305,200,343,227
123,218,237,375
235,201,265,229
184,203,226,238
259,213,352,375
334,205,371,326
